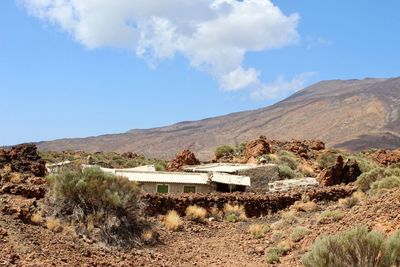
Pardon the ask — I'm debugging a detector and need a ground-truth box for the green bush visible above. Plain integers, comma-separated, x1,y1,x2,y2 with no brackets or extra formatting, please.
290,227,311,242
370,176,400,195
357,167,400,192
266,250,280,264
316,150,342,169
302,227,400,267
278,164,295,179
215,145,235,159
47,167,147,247
347,153,379,173
234,142,247,156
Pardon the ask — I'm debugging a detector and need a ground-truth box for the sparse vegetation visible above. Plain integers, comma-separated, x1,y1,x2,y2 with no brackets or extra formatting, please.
281,210,298,224
30,212,42,225
278,164,296,179
47,167,147,247
164,210,182,231
46,217,62,232
248,224,271,238
357,167,400,192
223,204,247,222
214,145,235,159
370,175,400,195
318,210,343,223
316,150,342,169
338,196,359,209
302,226,400,267
290,227,310,242
185,205,207,223
266,242,291,264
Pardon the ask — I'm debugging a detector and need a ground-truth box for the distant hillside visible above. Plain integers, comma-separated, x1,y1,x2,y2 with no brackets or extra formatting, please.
37,77,400,160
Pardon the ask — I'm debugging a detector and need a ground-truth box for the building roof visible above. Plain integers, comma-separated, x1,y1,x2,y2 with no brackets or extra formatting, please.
183,163,266,173
82,164,251,186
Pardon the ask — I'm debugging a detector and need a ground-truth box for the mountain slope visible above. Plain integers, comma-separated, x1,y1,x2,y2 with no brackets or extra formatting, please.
37,77,400,159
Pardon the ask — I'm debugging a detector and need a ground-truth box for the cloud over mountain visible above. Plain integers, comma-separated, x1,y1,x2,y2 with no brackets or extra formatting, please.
21,0,300,94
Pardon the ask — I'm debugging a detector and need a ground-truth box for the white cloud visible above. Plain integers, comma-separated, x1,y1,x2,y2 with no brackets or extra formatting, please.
20,0,300,93
251,72,316,101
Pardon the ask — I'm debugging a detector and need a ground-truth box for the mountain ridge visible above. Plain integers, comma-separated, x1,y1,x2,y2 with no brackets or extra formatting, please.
36,77,400,160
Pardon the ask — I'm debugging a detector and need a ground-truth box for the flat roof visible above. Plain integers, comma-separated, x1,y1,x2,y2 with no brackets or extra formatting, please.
183,163,268,173
82,164,251,186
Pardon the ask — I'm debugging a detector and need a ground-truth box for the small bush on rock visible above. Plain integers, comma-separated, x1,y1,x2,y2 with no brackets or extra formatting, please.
214,145,235,159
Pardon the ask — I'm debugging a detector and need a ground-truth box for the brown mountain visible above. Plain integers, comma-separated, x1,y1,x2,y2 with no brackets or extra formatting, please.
37,77,400,160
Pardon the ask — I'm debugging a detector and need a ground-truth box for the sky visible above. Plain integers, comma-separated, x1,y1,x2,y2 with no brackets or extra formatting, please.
1,0,399,146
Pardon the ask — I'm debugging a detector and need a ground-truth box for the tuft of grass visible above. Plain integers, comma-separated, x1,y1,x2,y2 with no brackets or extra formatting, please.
223,204,247,222
297,164,316,177
281,210,298,224
290,227,311,242
292,201,318,213
46,217,62,233
248,224,271,239
266,250,280,264
30,212,42,225
164,210,182,231
318,210,343,224
185,205,207,223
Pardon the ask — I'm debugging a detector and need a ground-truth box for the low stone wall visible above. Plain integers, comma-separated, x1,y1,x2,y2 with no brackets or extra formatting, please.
142,185,356,217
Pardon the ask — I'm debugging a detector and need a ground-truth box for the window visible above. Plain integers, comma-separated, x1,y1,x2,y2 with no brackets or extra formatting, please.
157,184,169,193
183,185,196,193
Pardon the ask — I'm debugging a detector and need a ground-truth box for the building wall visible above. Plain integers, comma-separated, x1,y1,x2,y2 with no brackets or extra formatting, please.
237,164,279,192
140,182,212,193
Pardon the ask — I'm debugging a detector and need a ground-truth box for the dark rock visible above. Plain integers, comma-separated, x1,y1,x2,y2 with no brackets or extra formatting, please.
317,156,362,186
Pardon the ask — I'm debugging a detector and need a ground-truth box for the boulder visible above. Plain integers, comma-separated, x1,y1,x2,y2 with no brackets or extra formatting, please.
375,149,400,166
0,144,46,177
244,136,271,162
166,150,200,172
317,156,362,186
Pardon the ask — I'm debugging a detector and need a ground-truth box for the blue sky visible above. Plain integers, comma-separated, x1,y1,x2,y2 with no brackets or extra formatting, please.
1,0,399,146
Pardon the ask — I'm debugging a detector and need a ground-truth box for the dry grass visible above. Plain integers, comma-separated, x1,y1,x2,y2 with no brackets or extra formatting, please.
142,230,154,242
164,210,182,231
352,190,367,201
318,210,344,224
209,206,223,221
281,210,298,224
185,205,207,223
292,201,319,212
46,217,63,233
297,164,316,177
248,224,271,238
30,212,42,225
338,197,359,209
223,204,247,222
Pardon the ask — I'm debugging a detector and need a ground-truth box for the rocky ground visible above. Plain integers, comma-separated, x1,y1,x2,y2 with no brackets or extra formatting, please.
1,143,400,266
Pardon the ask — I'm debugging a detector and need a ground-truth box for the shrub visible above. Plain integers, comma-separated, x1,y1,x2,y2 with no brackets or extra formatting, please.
209,206,223,221
357,167,400,192
278,164,295,179
297,164,316,177
223,204,247,222
185,205,207,223
290,227,310,242
278,154,298,170
347,153,379,173
248,224,271,238
338,196,359,209
234,142,247,156
47,167,146,247
164,210,182,231
318,210,343,224
384,231,400,266
214,145,235,159
30,212,42,225
281,210,298,224
370,176,400,195
292,201,319,213
266,242,291,263
316,150,341,169
302,227,386,267
46,217,62,233
266,250,280,264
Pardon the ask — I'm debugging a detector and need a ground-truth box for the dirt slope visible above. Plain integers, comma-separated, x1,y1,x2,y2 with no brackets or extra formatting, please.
36,77,400,159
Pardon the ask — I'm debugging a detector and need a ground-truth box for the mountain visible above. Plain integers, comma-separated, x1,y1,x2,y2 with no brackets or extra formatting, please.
37,77,400,160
